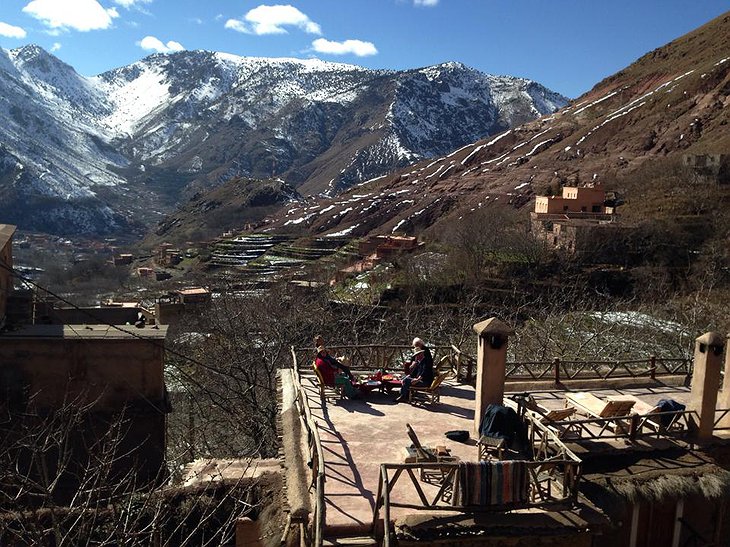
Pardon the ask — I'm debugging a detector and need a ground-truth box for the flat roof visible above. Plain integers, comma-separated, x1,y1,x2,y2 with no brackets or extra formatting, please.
178,288,210,296
0,324,168,340
293,372,708,533
0,224,16,249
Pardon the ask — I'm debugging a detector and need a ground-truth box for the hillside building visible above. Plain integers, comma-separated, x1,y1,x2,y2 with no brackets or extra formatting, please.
357,235,419,257
113,253,134,266
0,223,170,501
156,243,182,266
0,224,15,330
334,235,420,283
683,153,730,184
154,287,211,325
530,184,622,256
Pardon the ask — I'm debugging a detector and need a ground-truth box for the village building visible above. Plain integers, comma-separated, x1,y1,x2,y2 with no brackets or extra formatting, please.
357,235,419,258
530,184,624,256
113,253,134,266
156,243,183,267
137,266,155,278
682,153,730,184
0,224,15,330
0,223,169,501
154,287,212,325
334,236,420,283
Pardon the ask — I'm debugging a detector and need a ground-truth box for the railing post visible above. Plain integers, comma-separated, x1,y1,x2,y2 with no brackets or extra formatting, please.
629,414,640,440
382,467,391,547
553,357,561,385
649,355,656,380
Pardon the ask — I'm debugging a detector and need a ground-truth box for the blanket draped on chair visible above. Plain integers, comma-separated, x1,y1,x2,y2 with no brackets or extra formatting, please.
454,461,529,506
479,404,531,456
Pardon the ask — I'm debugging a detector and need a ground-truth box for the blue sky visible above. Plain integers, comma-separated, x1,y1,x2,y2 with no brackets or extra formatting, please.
0,0,727,98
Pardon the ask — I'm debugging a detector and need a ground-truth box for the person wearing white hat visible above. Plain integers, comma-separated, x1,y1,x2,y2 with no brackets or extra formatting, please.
396,338,434,402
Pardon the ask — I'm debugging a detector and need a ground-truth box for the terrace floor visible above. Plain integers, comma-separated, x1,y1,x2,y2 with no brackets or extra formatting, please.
297,371,707,535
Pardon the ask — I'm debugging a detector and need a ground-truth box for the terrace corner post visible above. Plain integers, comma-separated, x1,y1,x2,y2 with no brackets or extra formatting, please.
717,333,730,428
689,331,724,440
472,317,514,436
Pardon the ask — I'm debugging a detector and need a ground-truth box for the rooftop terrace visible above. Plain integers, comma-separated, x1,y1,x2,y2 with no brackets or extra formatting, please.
281,341,730,545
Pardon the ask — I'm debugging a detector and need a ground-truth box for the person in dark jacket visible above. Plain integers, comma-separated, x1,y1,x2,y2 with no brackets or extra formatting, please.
404,337,433,374
396,345,434,403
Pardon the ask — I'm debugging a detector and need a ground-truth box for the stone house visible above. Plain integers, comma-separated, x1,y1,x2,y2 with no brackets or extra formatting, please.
0,224,15,329
530,185,621,257
0,223,169,501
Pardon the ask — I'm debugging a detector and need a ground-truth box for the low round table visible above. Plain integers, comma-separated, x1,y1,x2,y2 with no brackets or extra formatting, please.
380,375,403,394
358,380,382,394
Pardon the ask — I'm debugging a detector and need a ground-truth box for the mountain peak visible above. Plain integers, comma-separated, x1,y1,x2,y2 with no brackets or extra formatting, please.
8,44,76,76
0,46,568,235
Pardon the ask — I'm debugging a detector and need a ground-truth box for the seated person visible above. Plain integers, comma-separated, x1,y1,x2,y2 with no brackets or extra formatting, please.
396,345,434,403
315,346,354,384
314,334,325,349
404,337,433,375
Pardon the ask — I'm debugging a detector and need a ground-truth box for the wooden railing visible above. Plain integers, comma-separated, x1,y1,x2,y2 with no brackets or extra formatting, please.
461,352,690,385
290,347,326,547
542,409,705,442
713,409,730,431
294,345,691,386
291,344,462,378
373,457,581,546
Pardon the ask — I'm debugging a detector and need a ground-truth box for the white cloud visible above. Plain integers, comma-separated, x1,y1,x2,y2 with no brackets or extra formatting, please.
224,19,247,33
50,42,61,52
414,0,439,5
311,38,377,57
226,4,321,35
138,35,184,53
22,0,119,32
0,22,27,39
113,0,152,7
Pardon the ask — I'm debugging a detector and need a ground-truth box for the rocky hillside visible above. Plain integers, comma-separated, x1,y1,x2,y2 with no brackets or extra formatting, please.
256,11,729,240
0,47,566,235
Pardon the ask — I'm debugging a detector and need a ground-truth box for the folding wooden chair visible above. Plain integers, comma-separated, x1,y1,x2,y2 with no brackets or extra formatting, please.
405,423,459,496
311,362,343,402
409,372,449,405
607,394,675,433
566,392,635,419
566,392,635,435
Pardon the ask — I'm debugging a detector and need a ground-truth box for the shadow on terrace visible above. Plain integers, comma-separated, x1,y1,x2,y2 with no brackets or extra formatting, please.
280,322,730,546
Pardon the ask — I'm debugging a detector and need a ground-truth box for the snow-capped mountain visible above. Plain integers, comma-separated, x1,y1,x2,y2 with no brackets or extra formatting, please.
0,45,568,235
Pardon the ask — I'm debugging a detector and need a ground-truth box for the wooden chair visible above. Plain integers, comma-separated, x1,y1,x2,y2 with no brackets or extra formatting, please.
539,407,576,423
477,435,505,461
405,423,459,495
606,395,685,434
436,355,456,378
565,392,635,419
508,395,579,439
408,372,449,405
566,392,635,435
528,459,564,502
311,363,343,402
